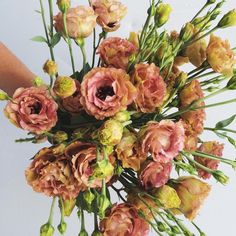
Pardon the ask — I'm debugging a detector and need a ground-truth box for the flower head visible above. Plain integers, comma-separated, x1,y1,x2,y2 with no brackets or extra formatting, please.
91,0,127,32
132,63,167,113
173,176,211,220
54,6,97,39
43,60,58,76
25,146,81,200
217,9,236,28
194,141,224,179
80,67,137,120
139,161,172,190
97,37,137,70
57,0,71,13
4,87,58,134
155,3,172,27
100,203,150,236
206,34,236,76
140,120,185,163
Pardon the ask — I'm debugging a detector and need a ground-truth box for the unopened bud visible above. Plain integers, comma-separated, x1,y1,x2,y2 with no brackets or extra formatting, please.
180,23,194,42
113,111,131,123
171,226,181,234
57,222,67,235
57,0,71,13
157,222,167,232
43,60,58,76
207,0,216,4
33,76,45,87
40,223,54,236
217,9,236,28
53,76,76,98
97,194,111,218
155,4,172,27
79,229,89,236
84,189,95,205
60,199,76,217
212,170,229,185
92,159,114,179
91,230,103,236
53,131,68,143
227,75,236,90
0,91,10,101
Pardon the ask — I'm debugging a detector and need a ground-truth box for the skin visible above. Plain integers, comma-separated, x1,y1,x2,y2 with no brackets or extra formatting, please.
0,42,35,96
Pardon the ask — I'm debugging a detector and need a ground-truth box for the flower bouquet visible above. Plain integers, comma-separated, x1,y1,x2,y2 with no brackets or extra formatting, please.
1,0,236,235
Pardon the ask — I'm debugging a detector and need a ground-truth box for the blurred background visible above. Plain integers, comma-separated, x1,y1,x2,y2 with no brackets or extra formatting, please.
0,0,236,235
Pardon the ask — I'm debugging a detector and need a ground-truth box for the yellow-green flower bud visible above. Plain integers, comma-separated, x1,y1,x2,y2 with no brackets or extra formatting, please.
180,22,195,42
92,230,103,236
92,159,114,179
175,72,188,89
84,189,95,205
40,223,54,236
97,194,111,218
57,0,71,13
217,9,236,28
207,0,216,4
53,131,68,143
155,4,172,27
212,170,229,185
98,119,123,146
79,229,89,236
53,76,77,98
113,111,131,123
227,75,236,90
43,60,58,76
0,90,10,101
57,222,67,235
60,199,76,217
33,76,45,87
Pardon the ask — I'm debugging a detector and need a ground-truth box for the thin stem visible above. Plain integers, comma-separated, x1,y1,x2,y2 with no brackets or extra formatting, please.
205,127,236,134
80,209,86,230
111,185,126,202
59,197,65,223
62,12,75,74
48,197,56,225
79,43,87,70
190,2,208,23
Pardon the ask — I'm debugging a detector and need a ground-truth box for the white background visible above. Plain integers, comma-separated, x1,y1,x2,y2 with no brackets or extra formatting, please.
0,0,236,235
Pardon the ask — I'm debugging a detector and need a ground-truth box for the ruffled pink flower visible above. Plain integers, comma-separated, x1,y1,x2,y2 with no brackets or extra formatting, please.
140,120,185,163
132,63,167,113
4,87,58,134
194,141,224,179
100,203,150,236
139,161,172,189
65,141,115,189
97,37,137,70
80,67,137,120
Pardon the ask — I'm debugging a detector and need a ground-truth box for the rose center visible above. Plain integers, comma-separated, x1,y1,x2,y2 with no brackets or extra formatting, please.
29,102,42,114
96,86,115,101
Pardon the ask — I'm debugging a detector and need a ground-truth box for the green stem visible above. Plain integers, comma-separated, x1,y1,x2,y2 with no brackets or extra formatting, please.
59,197,65,223
80,209,86,230
48,197,56,225
79,43,87,70
205,127,236,134
190,2,209,23
62,12,75,74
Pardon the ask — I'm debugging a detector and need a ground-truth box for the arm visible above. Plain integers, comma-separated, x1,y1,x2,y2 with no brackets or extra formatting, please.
0,42,36,96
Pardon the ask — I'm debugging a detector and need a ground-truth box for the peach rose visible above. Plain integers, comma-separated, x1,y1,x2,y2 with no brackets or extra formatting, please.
61,81,83,113
140,120,185,163
97,37,137,70
54,6,97,39
100,203,150,236
80,67,137,120
132,63,167,113
4,87,58,134
115,129,147,171
91,0,127,32
173,176,211,220
183,122,199,151
65,141,115,189
139,161,172,190
194,141,224,179
206,34,236,76
179,80,206,135
25,146,81,200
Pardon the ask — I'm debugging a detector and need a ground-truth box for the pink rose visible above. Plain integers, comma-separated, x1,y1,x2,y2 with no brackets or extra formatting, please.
91,0,127,32
4,87,58,134
54,6,97,39
132,63,167,113
139,161,172,189
80,67,137,120
100,203,150,236
97,37,137,70
194,141,224,179
140,120,185,163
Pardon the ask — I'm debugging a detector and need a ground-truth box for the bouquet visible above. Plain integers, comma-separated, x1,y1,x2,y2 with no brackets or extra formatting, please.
1,0,236,235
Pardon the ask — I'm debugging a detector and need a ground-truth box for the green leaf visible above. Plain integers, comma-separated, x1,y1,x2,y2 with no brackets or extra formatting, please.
227,136,236,148
31,36,48,43
51,33,61,47
215,114,236,129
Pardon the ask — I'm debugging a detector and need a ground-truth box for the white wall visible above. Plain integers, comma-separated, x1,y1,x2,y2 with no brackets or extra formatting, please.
0,0,236,235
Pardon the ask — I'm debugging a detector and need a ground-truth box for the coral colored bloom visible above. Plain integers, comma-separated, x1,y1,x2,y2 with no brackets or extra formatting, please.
54,6,97,39
116,129,147,171
132,63,167,113
173,177,211,220
195,141,224,179
25,146,81,200
139,161,172,189
140,120,185,163
206,34,236,76
61,81,83,113
100,203,150,236
97,37,137,70
91,0,127,32
65,141,115,189
4,87,58,134
80,67,137,120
